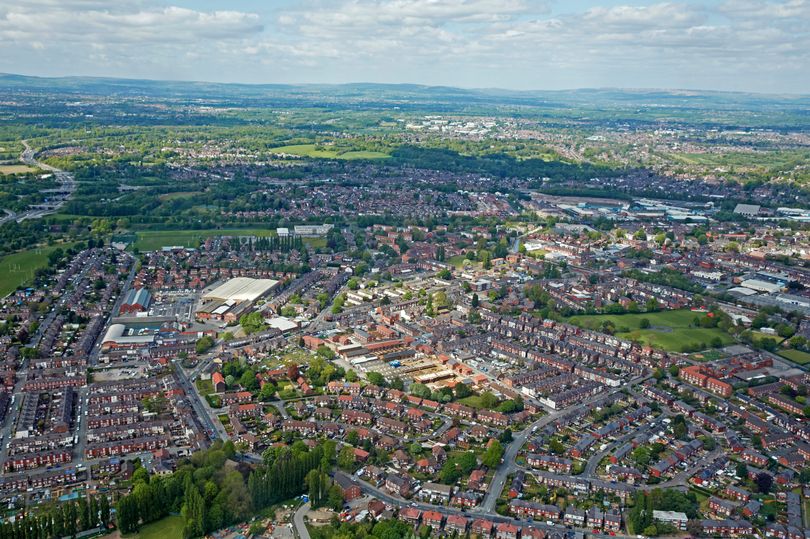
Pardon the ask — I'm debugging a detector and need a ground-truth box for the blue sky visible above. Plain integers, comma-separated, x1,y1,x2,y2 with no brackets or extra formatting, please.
1,0,808,93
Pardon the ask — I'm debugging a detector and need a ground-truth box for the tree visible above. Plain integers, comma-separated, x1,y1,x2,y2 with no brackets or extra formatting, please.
736,462,748,479
482,440,504,468
99,495,111,526
366,371,386,387
338,446,356,471
117,495,140,534
668,365,680,377
471,293,479,308
195,335,215,354
755,472,773,494
410,383,432,399
480,391,498,409
639,318,651,329
239,369,259,391
453,383,472,399
182,483,205,539
328,484,344,511
316,344,336,360
259,381,277,401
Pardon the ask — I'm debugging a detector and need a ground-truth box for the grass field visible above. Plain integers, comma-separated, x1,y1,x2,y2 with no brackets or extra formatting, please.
778,349,810,365
0,244,74,297
268,144,388,160
0,164,37,174
133,228,277,251
158,191,203,201
458,395,487,409
447,254,475,269
130,515,183,539
567,309,734,352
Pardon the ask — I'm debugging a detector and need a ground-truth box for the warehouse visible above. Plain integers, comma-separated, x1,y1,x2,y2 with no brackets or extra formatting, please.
202,277,279,302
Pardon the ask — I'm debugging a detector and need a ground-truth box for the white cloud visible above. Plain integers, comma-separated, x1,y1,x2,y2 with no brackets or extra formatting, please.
0,0,807,92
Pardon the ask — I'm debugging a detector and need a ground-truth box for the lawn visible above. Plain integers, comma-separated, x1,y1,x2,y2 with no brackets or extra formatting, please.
778,349,810,366
268,144,388,160
567,309,734,352
458,395,487,409
123,515,183,539
447,254,475,269
0,164,37,174
195,378,214,396
0,244,75,298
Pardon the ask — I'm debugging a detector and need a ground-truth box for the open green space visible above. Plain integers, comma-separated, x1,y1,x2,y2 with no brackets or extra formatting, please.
458,395,487,409
133,228,277,251
157,191,203,201
133,228,328,251
567,309,734,352
0,244,73,297
268,144,388,160
0,164,37,174
778,349,810,366
123,515,183,539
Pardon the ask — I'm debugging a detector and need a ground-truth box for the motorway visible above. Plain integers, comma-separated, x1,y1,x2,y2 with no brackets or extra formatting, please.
8,141,76,222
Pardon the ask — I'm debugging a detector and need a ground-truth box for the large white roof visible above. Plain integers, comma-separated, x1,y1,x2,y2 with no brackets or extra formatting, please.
203,277,279,302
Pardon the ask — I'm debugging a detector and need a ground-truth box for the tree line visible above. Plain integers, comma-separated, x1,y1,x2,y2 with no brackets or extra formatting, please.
0,494,110,539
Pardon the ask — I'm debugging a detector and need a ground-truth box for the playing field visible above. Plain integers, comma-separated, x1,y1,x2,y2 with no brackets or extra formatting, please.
778,349,810,366
133,228,277,251
268,144,388,160
0,244,74,298
567,309,734,352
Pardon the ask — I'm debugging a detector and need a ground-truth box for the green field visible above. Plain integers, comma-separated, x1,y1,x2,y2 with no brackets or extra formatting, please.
567,309,734,352
0,244,73,297
268,144,388,160
778,349,810,366
157,191,203,201
0,164,37,174
133,228,277,251
127,515,183,539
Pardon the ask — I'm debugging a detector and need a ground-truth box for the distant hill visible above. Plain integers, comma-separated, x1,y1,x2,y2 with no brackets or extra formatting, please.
2,72,808,111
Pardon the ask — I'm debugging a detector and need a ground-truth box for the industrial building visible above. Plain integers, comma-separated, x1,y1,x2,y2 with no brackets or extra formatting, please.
202,277,279,303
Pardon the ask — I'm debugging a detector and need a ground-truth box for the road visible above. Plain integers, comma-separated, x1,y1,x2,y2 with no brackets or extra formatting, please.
9,140,76,222
173,359,227,442
293,502,312,539
334,471,637,539
480,411,560,513
481,375,649,513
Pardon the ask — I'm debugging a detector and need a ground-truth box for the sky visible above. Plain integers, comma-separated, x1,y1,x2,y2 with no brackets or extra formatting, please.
0,0,808,94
